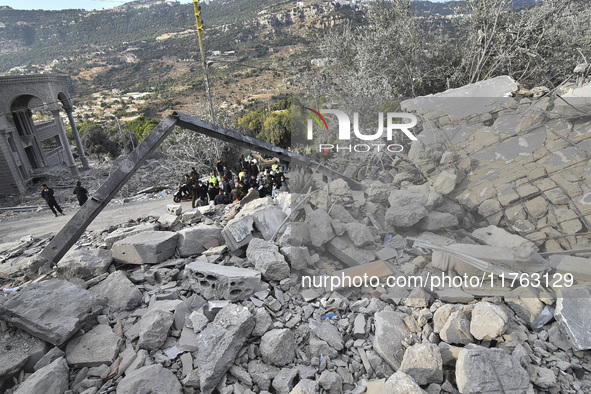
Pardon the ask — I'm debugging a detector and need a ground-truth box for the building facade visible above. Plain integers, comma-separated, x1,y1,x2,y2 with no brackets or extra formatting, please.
0,74,88,196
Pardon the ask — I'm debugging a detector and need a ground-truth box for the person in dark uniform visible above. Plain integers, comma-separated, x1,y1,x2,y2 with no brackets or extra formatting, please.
73,181,88,206
41,184,64,217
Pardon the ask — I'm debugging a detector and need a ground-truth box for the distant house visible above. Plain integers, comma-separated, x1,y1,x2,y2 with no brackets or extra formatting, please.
0,74,88,196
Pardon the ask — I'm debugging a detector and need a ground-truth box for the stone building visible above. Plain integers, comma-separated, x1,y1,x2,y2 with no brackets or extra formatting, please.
0,74,88,196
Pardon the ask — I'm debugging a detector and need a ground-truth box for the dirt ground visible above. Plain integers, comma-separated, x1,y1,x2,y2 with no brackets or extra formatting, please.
0,194,194,244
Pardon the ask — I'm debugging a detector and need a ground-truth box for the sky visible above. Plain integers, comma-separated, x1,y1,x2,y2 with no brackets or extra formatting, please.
1,0,446,12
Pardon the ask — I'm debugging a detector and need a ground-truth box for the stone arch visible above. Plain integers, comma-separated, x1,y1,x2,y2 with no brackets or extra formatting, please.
9,94,48,169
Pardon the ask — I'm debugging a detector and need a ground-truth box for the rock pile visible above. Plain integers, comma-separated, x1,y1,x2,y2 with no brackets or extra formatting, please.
1,77,591,394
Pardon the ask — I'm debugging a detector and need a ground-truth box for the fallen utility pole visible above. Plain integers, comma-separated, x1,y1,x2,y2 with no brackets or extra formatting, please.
32,112,362,269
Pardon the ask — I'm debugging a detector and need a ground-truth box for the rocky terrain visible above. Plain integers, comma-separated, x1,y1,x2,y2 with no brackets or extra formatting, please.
1,77,591,394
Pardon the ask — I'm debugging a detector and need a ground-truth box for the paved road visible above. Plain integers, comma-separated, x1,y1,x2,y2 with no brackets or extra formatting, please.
0,195,193,243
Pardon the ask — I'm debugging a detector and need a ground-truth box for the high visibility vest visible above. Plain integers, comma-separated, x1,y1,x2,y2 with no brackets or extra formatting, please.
272,164,279,172
208,176,218,185
305,146,312,154
239,171,245,181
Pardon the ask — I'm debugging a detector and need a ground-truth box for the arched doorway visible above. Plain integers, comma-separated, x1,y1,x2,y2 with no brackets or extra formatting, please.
10,94,46,170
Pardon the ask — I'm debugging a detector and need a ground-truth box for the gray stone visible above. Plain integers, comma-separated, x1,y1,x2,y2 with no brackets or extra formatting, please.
272,368,299,393
167,204,182,215
470,302,509,341
440,310,473,345
309,337,339,359
0,279,105,346
326,235,376,267
103,222,158,247
112,231,179,265
478,199,502,225
56,247,112,280
385,203,429,227
0,331,47,384
14,357,69,394
181,208,202,224
304,209,335,247
229,365,252,386
138,309,174,350
277,222,311,247
376,247,399,261
310,321,343,350
329,204,357,224
471,225,534,249
185,261,263,301
555,287,591,350
505,286,546,326
33,347,64,371
196,304,254,394
253,206,287,240
260,328,297,367
253,307,273,337
417,211,458,231
345,222,375,248
373,311,410,370
177,224,223,257
221,215,254,250
282,246,313,271
399,343,443,385
432,170,458,195
456,347,530,394
248,360,279,391
388,185,442,209
246,238,290,281
353,314,366,339
90,271,142,311
318,370,343,394
65,325,122,367
534,366,557,389
290,379,319,394
383,371,427,394
187,311,209,333
116,364,182,394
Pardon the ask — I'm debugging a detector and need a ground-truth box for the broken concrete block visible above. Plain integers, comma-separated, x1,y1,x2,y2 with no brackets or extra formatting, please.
253,307,273,337
138,309,174,350
176,224,223,257
376,247,398,262
0,331,47,384
388,184,442,209
248,359,280,391
373,311,410,370
112,231,179,265
550,255,591,282
181,208,202,224
399,343,443,385
310,321,343,351
260,328,297,367
470,302,509,341
440,310,473,345
385,203,429,227
456,347,530,394
103,222,158,248
196,304,254,394
90,270,142,311
167,204,182,215
326,236,376,267
278,222,311,247
304,209,335,247
478,199,502,226
345,222,375,248
281,246,313,271
246,238,290,281
0,279,105,346
33,347,65,371
417,211,458,230
272,367,299,393
221,215,254,250
555,287,591,350
471,225,535,250
185,261,263,301
14,357,69,394
505,286,547,326
383,371,427,394
318,370,343,393
116,363,182,394
65,325,122,368
432,169,458,195
253,206,287,240
290,379,319,394
157,212,181,230
56,247,112,280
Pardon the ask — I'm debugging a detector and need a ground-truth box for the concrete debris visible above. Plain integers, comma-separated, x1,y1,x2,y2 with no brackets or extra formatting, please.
65,324,122,367
2,76,591,394
195,303,254,393
246,237,290,281
112,231,179,265
0,279,105,345
185,261,263,301
89,270,142,311
56,247,112,280
13,357,69,394
456,347,531,394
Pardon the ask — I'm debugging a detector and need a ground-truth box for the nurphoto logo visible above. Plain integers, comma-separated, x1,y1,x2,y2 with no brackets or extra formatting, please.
304,107,418,153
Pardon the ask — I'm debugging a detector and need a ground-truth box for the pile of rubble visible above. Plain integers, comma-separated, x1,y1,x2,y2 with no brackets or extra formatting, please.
1,177,591,394
1,77,591,394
